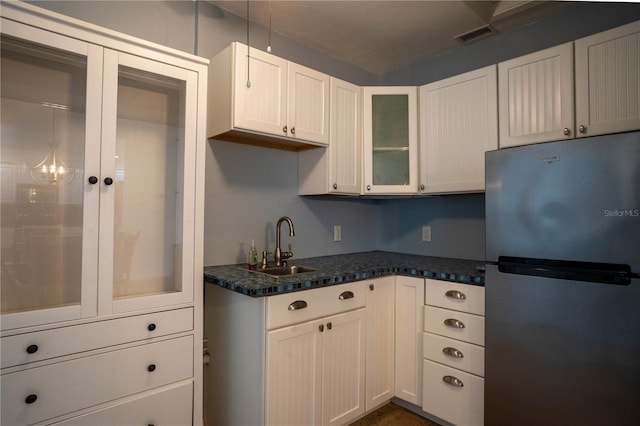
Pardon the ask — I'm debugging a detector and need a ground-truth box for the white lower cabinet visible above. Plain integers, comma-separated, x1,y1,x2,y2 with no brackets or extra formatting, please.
395,276,425,405
365,276,396,411
422,279,485,426
422,359,484,426
266,306,366,426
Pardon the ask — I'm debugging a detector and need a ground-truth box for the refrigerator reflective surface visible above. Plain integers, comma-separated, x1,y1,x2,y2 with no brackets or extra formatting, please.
485,132,640,425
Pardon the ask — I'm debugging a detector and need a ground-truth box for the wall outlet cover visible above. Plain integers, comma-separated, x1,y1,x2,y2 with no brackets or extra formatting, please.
422,225,431,242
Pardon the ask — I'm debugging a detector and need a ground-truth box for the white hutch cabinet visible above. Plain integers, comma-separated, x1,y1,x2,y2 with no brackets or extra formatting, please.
0,2,207,425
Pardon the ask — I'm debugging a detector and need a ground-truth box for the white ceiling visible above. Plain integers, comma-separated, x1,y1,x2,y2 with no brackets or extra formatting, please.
211,1,575,76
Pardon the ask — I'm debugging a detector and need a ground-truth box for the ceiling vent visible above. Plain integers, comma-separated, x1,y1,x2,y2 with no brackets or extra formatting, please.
455,25,496,45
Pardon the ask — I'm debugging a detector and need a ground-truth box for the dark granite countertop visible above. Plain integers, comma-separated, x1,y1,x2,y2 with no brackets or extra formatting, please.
204,251,485,297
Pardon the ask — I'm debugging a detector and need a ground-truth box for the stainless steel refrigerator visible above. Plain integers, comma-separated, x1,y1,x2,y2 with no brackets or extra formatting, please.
485,131,640,425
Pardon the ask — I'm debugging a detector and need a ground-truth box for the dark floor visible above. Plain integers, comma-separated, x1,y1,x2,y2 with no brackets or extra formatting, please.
349,402,441,426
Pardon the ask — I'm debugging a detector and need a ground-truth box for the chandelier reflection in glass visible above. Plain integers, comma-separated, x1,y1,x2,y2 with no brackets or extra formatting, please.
30,106,77,186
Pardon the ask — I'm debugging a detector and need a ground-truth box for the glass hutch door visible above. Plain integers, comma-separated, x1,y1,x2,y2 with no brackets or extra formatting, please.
0,21,102,330
363,87,418,194
98,51,197,315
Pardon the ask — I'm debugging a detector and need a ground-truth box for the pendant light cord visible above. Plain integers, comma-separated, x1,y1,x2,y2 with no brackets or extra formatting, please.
246,0,251,87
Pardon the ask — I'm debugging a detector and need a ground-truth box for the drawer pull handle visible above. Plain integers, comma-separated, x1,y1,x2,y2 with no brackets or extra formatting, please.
147,364,156,372
444,318,465,329
25,394,38,404
26,344,39,354
445,290,466,300
443,375,464,387
148,323,157,331
339,291,354,300
327,322,332,330
288,300,307,311
443,347,464,358
319,324,324,332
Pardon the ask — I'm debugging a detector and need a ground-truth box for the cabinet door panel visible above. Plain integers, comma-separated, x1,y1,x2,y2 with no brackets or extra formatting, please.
365,277,395,411
0,19,102,330
330,78,361,194
233,43,287,135
395,276,424,405
363,87,418,194
575,21,640,137
322,308,365,426
498,42,574,147
99,50,197,314
288,63,329,145
420,65,497,193
265,319,323,426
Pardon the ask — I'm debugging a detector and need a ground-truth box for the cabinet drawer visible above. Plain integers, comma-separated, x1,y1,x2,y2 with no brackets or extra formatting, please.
424,279,484,315
422,359,484,426
1,335,193,426
266,282,366,330
424,306,484,346
1,308,193,369
423,332,484,377
51,382,192,426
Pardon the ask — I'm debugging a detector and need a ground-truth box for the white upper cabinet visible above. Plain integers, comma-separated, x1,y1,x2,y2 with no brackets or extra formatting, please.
575,20,640,138
298,77,362,195
499,20,640,148
419,65,498,194
498,42,574,148
363,87,418,194
208,42,329,150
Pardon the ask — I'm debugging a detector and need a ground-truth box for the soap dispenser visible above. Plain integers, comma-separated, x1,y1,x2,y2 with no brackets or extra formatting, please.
248,240,258,270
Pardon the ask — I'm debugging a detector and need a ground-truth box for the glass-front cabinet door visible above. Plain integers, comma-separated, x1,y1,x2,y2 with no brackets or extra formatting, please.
98,51,197,315
1,20,197,330
0,21,102,330
363,87,418,194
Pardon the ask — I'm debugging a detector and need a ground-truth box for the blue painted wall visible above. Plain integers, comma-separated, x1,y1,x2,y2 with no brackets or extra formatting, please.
28,1,640,264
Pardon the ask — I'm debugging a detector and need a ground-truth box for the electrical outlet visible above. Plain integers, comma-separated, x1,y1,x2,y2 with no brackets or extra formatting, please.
334,225,342,242
422,225,431,242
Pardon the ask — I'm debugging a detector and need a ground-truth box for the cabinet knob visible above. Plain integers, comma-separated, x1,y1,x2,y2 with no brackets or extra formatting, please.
444,318,465,329
327,322,332,330
442,375,464,387
333,183,338,190
25,394,38,404
366,185,371,191
147,364,156,372
369,283,374,291
88,176,98,184
579,124,586,134
26,344,39,354
420,184,425,191
147,323,156,331
563,127,570,136
282,125,288,134
104,177,114,185
290,127,296,135
319,324,324,332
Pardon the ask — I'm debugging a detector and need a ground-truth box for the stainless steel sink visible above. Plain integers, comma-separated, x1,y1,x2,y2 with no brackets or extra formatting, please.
256,265,318,277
